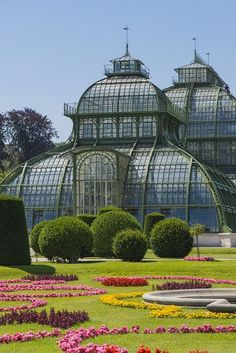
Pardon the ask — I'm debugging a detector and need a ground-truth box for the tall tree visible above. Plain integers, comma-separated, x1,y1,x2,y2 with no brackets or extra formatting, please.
0,114,7,170
4,108,58,162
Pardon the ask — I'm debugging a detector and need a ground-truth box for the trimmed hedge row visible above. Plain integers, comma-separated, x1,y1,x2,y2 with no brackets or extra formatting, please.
0,194,31,265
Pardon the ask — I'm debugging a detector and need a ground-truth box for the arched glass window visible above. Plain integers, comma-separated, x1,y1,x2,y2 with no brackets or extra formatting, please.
119,117,136,138
76,152,117,214
139,117,157,137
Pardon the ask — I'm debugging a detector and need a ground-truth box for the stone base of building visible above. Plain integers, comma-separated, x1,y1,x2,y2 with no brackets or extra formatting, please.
194,233,236,247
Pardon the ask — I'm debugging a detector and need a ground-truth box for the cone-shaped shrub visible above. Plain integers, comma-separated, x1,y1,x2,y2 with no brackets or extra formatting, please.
151,218,193,258
77,214,97,226
113,229,147,262
91,210,141,257
39,216,93,262
30,220,51,254
144,212,165,245
0,194,31,265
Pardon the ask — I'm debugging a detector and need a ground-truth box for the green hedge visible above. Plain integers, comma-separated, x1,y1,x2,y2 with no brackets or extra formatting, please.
151,218,193,258
0,194,31,265
39,216,93,263
30,220,51,254
113,229,147,262
144,212,165,245
77,214,97,227
98,206,123,215
91,210,141,257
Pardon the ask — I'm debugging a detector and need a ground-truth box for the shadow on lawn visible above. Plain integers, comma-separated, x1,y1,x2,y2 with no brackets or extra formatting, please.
9,264,56,274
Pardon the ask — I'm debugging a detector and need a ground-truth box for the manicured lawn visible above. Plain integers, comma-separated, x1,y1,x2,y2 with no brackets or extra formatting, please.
0,249,236,353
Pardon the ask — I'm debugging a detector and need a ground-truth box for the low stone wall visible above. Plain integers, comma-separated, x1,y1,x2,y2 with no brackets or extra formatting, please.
194,233,236,247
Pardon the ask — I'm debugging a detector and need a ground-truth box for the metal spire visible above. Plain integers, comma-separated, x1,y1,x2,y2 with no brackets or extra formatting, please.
206,52,210,65
123,26,130,56
192,37,197,61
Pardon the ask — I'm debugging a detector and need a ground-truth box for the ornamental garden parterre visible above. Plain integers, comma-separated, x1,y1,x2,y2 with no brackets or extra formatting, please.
1,164,236,353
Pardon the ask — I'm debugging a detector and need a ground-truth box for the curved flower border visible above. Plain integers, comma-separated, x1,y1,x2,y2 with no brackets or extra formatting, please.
58,325,236,353
0,294,46,312
0,279,106,312
0,328,61,344
95,275,236,286
100,293,236,319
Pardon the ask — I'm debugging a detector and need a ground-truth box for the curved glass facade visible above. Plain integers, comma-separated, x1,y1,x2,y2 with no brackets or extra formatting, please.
1,49,236,232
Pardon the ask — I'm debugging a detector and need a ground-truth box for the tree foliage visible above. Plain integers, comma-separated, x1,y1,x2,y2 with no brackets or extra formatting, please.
4,108,58,163
0,114,7,171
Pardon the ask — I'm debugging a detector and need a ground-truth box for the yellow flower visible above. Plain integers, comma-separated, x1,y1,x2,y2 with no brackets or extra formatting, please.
100,292,236,319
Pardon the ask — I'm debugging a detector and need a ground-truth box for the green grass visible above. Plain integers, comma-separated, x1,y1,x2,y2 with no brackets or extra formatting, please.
0,249,236,353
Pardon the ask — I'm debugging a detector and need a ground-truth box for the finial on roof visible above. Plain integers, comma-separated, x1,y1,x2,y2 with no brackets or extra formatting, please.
206,52,210,65
192,37,197,61
123,26,130,56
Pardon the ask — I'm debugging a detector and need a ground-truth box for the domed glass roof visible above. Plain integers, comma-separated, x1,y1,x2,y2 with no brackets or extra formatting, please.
165,52,236,179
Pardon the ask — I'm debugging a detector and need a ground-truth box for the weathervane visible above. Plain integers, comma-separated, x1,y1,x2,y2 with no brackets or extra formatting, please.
192,37,197,60
123,26,130,55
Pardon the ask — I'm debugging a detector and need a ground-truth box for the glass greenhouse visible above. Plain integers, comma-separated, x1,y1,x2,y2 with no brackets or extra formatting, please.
1,47,236,232
165,52,236,181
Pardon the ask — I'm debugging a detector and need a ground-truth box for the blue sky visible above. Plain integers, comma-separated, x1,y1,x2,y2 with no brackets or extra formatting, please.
1,0,236,141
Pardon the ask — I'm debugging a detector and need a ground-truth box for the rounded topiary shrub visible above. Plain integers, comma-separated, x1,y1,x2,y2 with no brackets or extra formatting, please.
151,218,193,258
113,229,147,262
0,194,31,265
39,216,93,263
144,212,165,245
98,206,123,215
91,210,141,257
30,220,51,254
77,214,97,227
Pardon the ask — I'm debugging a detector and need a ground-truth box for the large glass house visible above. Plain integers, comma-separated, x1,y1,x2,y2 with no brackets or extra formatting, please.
165,51,236,182
1,47,236,232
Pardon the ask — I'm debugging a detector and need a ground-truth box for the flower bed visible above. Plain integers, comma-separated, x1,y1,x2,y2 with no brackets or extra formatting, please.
0,307,89,328
21,274,78,281
184,257,215,262
155,281,211,291
0,278,105,313
100,293,236,319
100,277,148,287
0,283,106,293
0,328,61,344
58,325,235,353
0,294,46,312
95,275,236,286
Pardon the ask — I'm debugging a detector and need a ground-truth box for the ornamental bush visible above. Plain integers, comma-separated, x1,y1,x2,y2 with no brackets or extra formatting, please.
30,220,51,254
77,214,97,226
0,194,31,265
150,218,193,258
98,206,123,215
144,212,165,245
39,217,93,262
113,229,147,262
91,210,141,257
